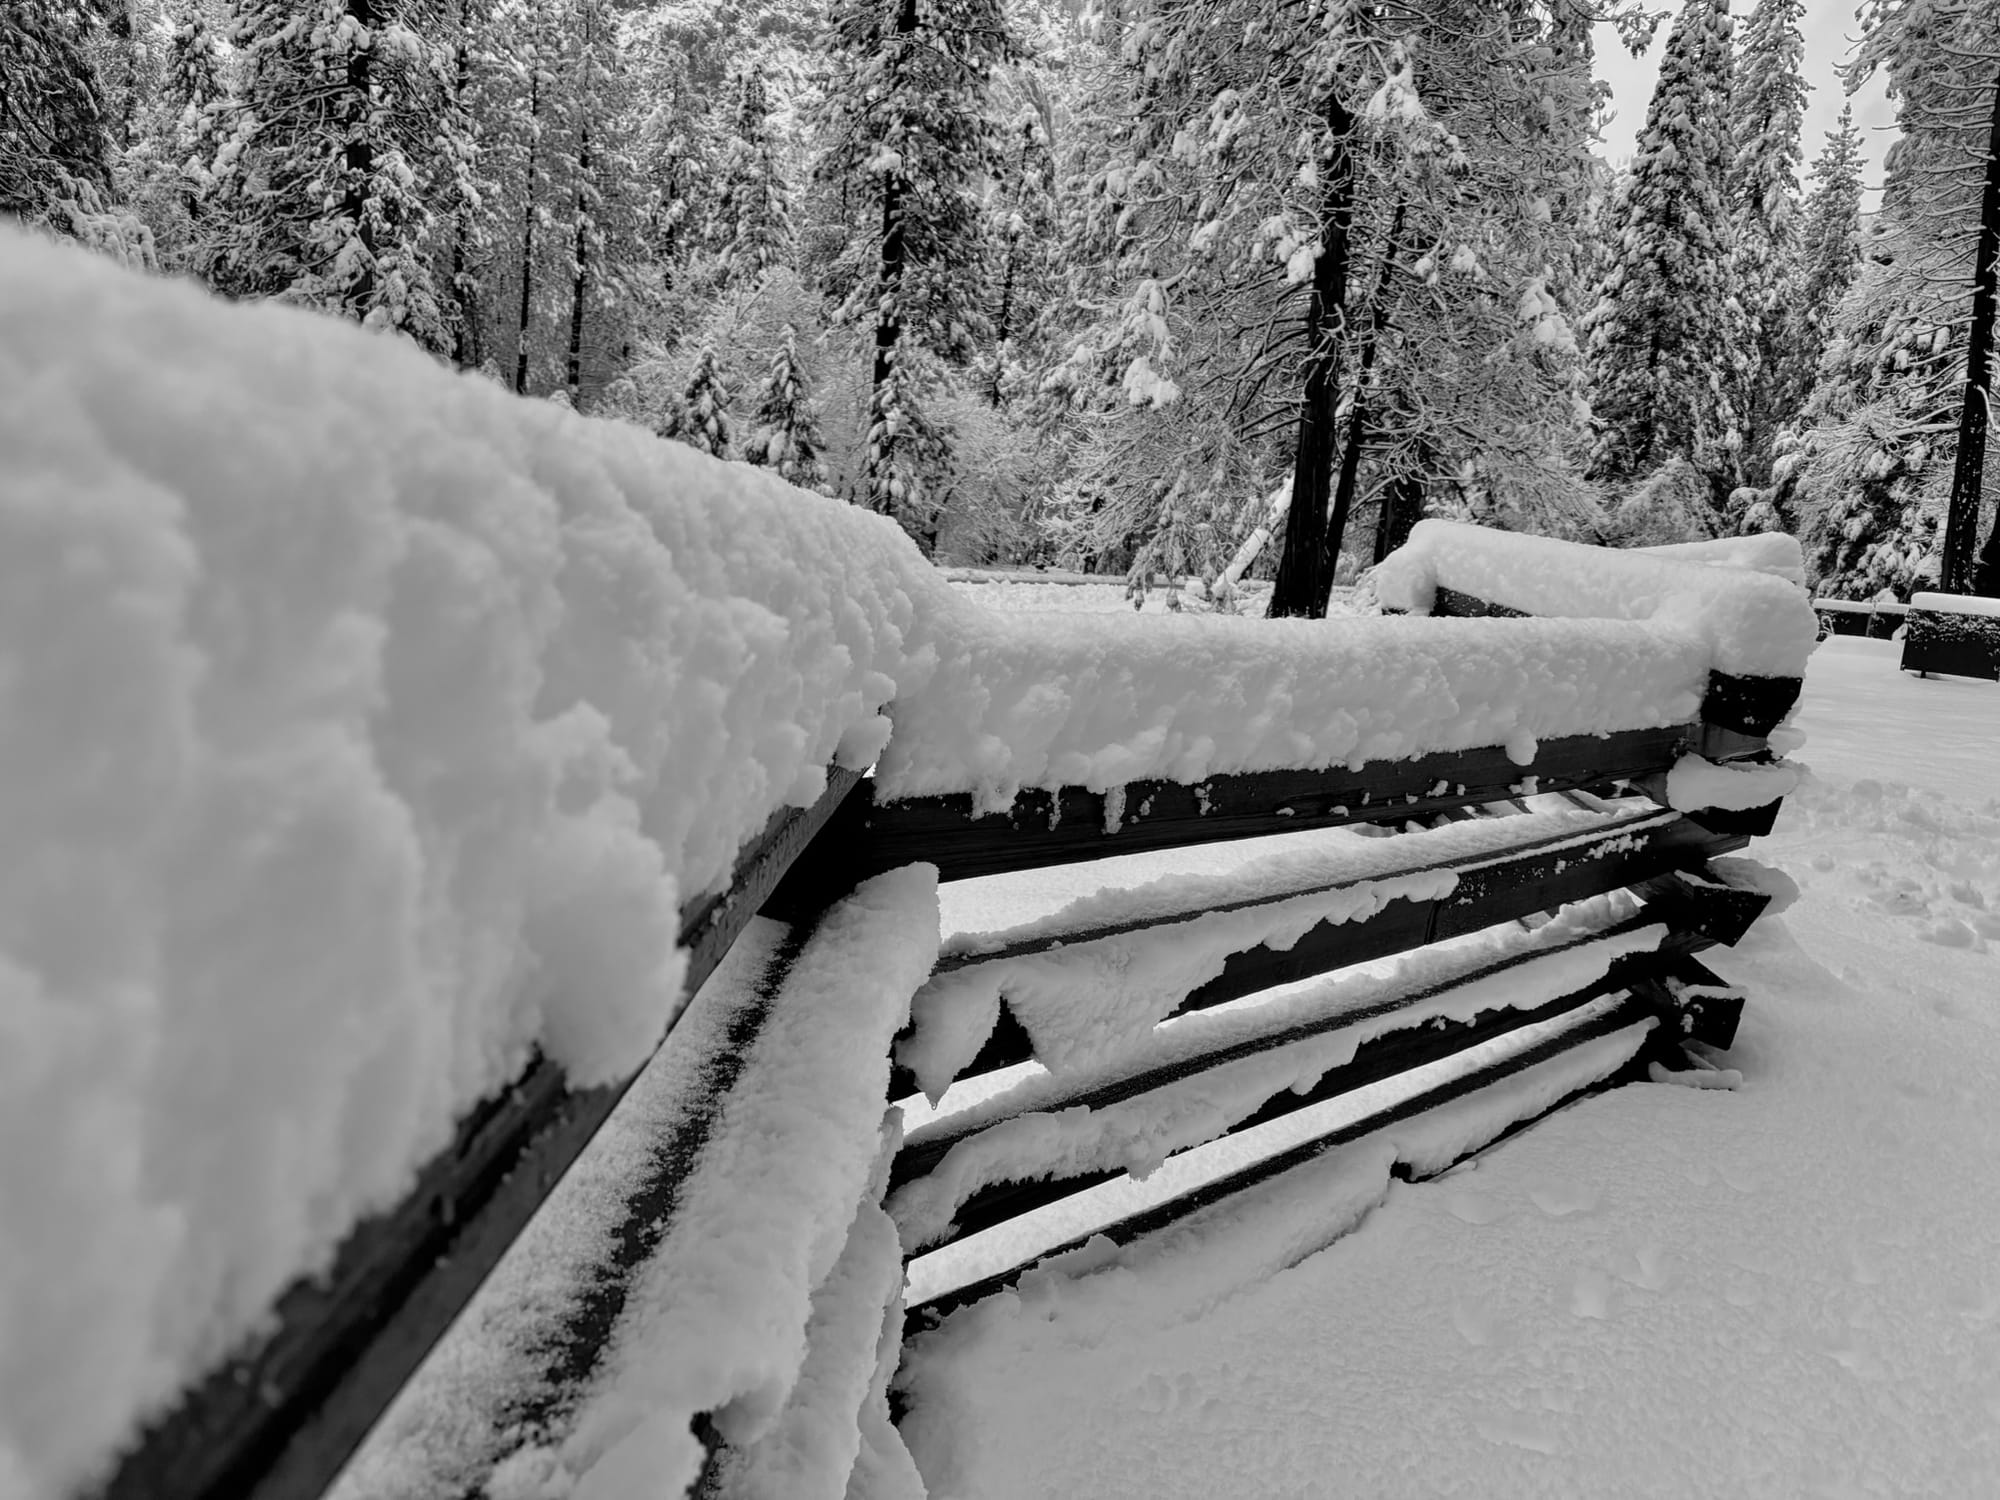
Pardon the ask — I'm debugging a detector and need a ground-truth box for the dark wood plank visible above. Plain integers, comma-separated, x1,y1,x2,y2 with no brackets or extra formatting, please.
907,996,1659,1331
1629,866,1772,948
903,813,1746,1092
97,768,867,1500
894,917,1659,1189
764,725,1693,918
895,944,1685,1251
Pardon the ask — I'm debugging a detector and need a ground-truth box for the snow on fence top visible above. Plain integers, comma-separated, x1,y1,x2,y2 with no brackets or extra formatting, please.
1376,520,1818,680
0,228,1815,1497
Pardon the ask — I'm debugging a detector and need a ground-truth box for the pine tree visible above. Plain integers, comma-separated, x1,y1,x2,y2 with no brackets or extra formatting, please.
204,0,448,347
743,324,827,489
1792,0,2000,596
815,0,1015,533
1,0,115,231
1725,0,1808,502
1788,107,1865,411
711,66,792,290
161,10,228,214
1582,0,1742,520
661,344,733,458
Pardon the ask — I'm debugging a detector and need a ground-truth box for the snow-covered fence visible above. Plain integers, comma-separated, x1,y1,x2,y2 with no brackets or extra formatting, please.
1902,592,2000,680
1,232,1816,1500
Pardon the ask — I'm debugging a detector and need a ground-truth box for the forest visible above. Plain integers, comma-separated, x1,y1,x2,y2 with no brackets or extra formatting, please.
6,0,2000,612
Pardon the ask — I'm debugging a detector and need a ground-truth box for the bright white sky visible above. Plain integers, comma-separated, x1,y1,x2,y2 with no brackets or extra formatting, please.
1592,1,1898,207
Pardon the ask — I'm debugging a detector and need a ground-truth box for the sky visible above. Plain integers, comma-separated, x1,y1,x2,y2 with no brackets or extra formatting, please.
1592,1,1898,207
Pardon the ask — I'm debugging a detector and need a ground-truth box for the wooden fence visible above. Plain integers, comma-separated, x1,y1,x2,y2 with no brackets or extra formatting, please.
98,582,1800,1500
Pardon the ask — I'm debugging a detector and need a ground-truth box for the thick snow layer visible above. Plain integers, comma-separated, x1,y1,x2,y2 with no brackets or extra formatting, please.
899,807,1661,1095
1375,519,1819,679
1909,590,2000,620
879,609,1709,812
502,866,938,1498
1662,753,1804,812
1638,532,1806,584
890,636,2000,1499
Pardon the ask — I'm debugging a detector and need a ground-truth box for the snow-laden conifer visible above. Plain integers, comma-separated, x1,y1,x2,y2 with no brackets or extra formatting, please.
743,324,827,489
662,343,733,458
1725,0,1808,499
1582,0,1742,517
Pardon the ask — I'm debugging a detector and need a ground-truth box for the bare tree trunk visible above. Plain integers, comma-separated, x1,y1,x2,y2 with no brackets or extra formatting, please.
1946,67,2000,594
513,66,540,395
449,0,480,369
1268,96,1357,619
566,115,591,403
1319,197,1406,595
339,0,378,317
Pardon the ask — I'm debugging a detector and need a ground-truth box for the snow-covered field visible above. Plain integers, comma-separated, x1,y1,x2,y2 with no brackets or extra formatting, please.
896,636,2000,1498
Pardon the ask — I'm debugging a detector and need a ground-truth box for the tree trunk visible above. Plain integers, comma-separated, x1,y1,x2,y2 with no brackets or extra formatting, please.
514,67,540,395
863,0,921,504
1318,197,1405,597
1269,97,1357,619
1373,439,1425,563
566,115,592,403
1942,65,2000,594
449,0,479,369
340,0,378,318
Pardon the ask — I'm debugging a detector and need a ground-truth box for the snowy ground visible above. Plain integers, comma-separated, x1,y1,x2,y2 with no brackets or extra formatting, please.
897,635,2000,1498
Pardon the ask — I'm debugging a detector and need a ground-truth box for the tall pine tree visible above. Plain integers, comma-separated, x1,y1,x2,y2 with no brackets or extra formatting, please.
1582,0,1742,522
815,0,1014,536
1725,0,1808,507
743,323,827,489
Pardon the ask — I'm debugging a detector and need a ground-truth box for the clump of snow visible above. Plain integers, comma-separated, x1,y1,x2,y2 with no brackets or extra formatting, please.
1663,754,1804,813
1375,520,1819,679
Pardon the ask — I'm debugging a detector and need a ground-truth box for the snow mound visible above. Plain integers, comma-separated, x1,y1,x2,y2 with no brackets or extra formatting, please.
1375,520,1819,679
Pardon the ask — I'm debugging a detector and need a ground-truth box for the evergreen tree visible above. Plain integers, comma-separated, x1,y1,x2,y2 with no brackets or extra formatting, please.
1725,0,1808,503
711,66,792,290
204,0,449,347
1792,0,2000,596
1,0,114,231
662,343,733,457
1582,0,1742,520
161,10,228,213
743,323,827,488
1787,107,1865,412
815,0,1015,534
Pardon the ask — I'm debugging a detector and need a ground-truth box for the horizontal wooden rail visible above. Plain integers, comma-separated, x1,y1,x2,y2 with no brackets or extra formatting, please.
97,768,866,1500
894,932,1683,1253
907,996,1661,1331
766,724,1694,919
899,811,1747,1095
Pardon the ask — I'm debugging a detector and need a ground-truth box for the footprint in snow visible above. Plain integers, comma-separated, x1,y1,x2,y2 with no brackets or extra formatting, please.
1921,917,1978,949
1612,1242,1673,1292
1946,1283,2000,1329
1445,1188,1508,1226
1717,1162,1761,1194
1473,1410,1560,1455
1570,1267,1614,1320
1452,1295,1503,1348
1529,1181,1601,1218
